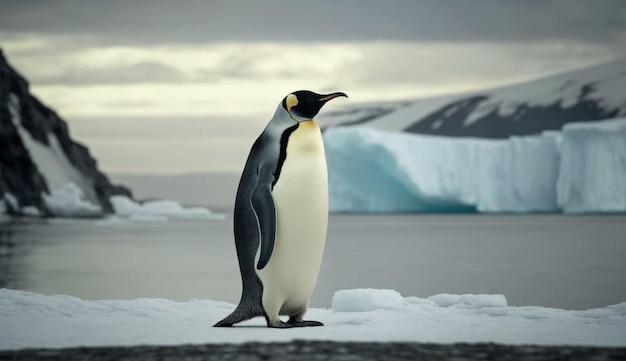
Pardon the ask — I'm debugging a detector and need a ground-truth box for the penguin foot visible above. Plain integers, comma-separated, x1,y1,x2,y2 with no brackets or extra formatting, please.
287,319,324,327
267,320,293,328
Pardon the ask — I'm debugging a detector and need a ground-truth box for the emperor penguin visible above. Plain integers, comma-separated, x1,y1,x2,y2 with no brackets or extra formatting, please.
214,90,347,328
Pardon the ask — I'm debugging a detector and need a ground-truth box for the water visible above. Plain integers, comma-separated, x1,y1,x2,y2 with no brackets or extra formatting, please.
1,214,625,310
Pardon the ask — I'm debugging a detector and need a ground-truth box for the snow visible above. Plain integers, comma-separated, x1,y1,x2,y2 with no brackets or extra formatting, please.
332,289,404,312
317,97,456,132
20,206,41,217
318,59,626,131
462,59,626,126
427,294,508,308
108,195,225,222
0,288,624,350
324,118,626,213
43,183,102,217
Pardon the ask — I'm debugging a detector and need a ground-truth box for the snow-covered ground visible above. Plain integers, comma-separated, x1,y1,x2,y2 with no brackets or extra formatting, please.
325,117,626,213
1,288,624,350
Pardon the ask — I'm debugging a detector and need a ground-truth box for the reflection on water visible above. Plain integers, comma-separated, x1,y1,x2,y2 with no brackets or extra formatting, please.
0,221,34,289
1,214,626,310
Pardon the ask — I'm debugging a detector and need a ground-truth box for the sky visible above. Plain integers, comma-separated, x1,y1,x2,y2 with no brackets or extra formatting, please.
1,0,626,174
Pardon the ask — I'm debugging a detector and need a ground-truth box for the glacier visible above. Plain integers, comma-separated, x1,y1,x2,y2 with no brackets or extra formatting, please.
324,117,626,213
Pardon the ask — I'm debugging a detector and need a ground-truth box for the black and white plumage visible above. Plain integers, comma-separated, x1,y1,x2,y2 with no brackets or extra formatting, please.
214,90,347,328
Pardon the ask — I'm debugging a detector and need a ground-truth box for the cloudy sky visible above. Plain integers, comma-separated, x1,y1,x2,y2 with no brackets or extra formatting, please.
1,0,626,174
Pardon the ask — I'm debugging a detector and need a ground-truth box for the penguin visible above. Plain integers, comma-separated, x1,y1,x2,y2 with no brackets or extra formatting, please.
214,90,347,328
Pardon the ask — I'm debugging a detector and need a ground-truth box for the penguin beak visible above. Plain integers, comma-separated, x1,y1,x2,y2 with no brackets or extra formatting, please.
318,92,348,103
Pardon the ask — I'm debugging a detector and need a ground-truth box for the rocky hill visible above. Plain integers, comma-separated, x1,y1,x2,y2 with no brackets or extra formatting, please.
0,49,131,216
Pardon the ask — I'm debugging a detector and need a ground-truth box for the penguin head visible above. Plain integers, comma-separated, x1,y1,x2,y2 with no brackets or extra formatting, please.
282,90,347,122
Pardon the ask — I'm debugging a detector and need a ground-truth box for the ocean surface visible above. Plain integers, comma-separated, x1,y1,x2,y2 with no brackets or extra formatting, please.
1,213,625,310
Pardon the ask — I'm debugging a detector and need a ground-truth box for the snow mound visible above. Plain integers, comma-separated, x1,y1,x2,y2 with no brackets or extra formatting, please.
332,289,404,312
43,183,103,218
109,195,225,222
324,118,626,213
428,294,508,308
1,288,625,350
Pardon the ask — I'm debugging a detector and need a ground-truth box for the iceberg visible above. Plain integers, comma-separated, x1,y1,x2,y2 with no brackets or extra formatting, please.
43,183,103,218
324,118,626,213
107,195,226,222
1,288,624,350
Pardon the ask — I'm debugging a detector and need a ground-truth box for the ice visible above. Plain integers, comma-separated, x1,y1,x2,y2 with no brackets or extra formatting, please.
332,289,404,312
324,127,559,213
109,195,225,222
324,118,626,213
20,206,41,217
109,195,140,216
0,288,624,350
557,118,626,213
43,183,103,218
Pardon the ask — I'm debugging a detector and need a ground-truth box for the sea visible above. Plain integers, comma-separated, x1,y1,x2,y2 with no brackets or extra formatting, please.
1,212,625,310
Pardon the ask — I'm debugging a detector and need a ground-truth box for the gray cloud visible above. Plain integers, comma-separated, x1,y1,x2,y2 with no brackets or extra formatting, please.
37,61,186,85
0,0,624,45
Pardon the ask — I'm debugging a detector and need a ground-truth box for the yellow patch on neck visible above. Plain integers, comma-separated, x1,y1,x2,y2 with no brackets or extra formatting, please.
299,120,318,130
286,94,298,112
289,120,322,152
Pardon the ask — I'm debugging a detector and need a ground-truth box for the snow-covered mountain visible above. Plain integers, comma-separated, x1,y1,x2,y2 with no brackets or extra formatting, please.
318,59,626,138
320,59,626,214
0,49,131,217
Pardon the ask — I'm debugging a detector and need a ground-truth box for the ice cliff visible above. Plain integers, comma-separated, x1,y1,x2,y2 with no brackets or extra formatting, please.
0,49,131,217
321,59,626,213
324,118,626,213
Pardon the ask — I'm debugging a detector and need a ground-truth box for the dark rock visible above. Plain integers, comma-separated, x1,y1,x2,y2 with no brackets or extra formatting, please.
404,94,620,138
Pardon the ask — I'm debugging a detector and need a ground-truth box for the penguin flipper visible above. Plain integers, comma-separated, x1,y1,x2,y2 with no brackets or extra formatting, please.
251,172,277,270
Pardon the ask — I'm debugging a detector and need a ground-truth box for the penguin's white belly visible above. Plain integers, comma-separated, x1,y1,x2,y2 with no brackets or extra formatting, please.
256,121,328,315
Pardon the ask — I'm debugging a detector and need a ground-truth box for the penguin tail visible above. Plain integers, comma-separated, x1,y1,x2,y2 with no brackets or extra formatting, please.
213,303,260,327
213,316,235,327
